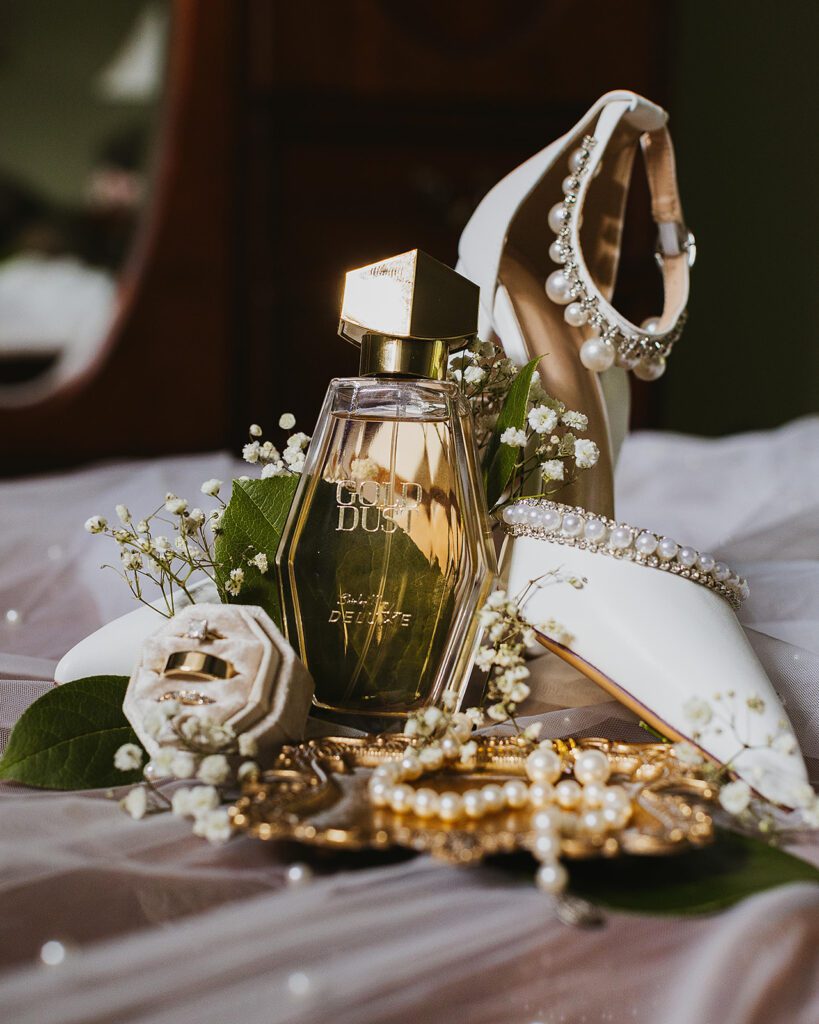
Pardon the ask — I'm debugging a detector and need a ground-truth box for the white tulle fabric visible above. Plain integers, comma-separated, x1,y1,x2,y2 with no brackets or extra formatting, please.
1,421,818,1023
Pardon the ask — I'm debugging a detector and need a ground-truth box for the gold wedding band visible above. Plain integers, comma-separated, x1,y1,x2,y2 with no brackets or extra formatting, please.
158,689,216,706
163,651,236,681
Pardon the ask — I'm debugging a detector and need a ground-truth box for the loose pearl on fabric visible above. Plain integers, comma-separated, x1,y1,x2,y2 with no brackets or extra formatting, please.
526,747,562,784
412,788,440,818
641,316,661,333
545,270,573,305
564,302,588,327
548,202,568,233
579,337,615,371
635,531,658,555
609,526,633,550
536,861,568,894
633,357,666,381
583,519,607,544
554,779,583,809
657,537,679,561
286,862,313,887
573,749,611,787
548,240,565,263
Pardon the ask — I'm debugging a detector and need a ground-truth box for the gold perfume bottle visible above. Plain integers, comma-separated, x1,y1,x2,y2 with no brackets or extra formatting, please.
277,250,496,717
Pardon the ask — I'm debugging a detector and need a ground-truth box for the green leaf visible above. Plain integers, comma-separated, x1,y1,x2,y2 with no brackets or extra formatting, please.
484,357,540,509
0,675,141,790
214,475,299,628
565,829,819,915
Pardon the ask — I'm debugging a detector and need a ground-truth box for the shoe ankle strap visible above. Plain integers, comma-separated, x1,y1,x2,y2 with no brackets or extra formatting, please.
547,98,693,381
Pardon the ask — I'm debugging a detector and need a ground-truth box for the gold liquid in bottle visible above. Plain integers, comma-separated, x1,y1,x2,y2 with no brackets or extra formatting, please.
277,251,495,716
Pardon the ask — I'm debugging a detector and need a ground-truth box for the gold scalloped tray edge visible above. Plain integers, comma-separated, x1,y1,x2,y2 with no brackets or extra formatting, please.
230,735,715,864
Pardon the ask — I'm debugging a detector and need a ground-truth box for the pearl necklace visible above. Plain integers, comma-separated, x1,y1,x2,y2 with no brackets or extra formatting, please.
502,498,748,611
368,743,634,894
544,135,690,381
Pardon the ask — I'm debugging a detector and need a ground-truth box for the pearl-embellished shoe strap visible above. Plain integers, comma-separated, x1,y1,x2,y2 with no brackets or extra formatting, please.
547,99,694,380
501,499,748,611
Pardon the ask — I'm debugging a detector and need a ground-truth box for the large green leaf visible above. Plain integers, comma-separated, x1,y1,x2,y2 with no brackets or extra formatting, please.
565,830,819,915
484,357,540,509
214,475,299,628
0,675,141,790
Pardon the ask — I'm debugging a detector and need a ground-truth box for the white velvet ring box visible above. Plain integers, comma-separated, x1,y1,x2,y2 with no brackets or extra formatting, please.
123,603,314,757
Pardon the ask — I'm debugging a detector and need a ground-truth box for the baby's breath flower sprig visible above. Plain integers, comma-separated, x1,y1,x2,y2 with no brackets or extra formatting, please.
113,704,260,844
447,339,518,453
84,422,302,616
499,369,599,508
404,574,582,765
447,340,599,512
476,573,582,733
241,417,311,479
674,692,819,837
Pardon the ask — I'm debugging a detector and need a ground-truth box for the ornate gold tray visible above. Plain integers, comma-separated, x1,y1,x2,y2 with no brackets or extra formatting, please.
230,735,714,863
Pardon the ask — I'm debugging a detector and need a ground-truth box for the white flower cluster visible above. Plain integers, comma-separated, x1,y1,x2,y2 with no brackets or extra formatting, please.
447,340,518,451
680,691,819,830
402,692,484,770
476,590,541,730
242,420,311,479
83,424,283,616
113,708,260,845
488,362,599,507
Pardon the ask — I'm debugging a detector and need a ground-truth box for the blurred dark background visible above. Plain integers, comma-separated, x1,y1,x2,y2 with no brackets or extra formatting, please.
0,0,815,474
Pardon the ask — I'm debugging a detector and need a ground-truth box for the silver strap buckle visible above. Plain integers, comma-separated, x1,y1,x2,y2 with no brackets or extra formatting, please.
655,222,696,268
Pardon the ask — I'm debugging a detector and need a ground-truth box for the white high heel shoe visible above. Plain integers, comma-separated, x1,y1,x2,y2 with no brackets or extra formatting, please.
457,89,694,517
457,94,808,807
500,499,810,809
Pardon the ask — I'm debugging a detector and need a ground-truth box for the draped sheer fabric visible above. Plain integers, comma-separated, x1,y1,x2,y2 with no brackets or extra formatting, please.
1,419,818,1023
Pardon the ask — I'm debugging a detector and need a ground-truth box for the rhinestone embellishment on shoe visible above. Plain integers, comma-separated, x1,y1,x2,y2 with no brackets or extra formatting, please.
545,135,689,381
501,499,748,611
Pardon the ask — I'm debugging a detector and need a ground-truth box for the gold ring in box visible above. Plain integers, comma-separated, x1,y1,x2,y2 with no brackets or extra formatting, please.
163,651,236,681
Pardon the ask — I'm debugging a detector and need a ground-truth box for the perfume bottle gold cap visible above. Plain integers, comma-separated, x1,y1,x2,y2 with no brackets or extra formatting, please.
339,249,479,379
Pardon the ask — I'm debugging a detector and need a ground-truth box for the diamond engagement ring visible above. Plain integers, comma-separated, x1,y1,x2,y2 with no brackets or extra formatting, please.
181,619,223,642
